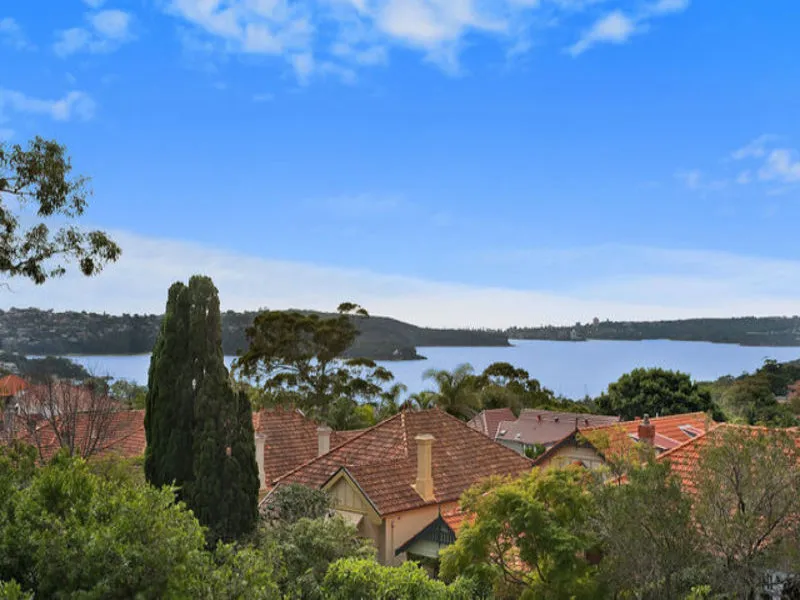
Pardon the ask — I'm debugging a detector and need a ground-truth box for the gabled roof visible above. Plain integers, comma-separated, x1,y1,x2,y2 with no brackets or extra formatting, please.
251,407,362,484
395,514,457,555
494,409,619,447
579,412,713,457
22,409,146,461
272,408,533,516
0,374,28,397
467,408,515,439
655,423,800,495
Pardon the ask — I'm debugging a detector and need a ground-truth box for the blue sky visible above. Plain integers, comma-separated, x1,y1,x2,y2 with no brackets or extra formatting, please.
1,0,800,327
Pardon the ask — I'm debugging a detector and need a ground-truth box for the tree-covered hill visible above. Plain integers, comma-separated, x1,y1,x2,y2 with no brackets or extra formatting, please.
507,316,800,347
0,308,509,361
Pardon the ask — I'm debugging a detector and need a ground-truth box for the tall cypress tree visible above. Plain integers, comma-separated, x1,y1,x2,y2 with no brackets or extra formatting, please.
144,282,194,494
145,275,259,543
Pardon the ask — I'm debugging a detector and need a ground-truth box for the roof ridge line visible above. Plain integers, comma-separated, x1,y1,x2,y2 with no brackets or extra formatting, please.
655,422,723,463
271,410,407,486
432,407,535,465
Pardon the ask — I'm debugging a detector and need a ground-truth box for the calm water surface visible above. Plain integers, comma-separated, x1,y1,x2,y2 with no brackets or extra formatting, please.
65,339,800,400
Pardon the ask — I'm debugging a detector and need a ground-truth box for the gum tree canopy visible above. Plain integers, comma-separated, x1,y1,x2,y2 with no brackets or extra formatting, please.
234,303,394,424
0,136,120,284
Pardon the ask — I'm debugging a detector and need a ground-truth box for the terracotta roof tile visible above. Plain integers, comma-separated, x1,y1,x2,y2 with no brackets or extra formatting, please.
579,412,713,458
252,407,362,484
0,375,28,397
467,408,515,439
20,409,145,461
656,423,800,495
274,409,533,515
495,409,619,447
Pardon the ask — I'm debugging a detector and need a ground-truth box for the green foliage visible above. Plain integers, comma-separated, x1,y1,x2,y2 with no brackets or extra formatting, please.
259,517,375,599
0,452,278,599
322,558,475,600
145,280,194,493
693,426,800,596
0,580,32,600
234,303,395,426
109,379,147,409
719,373,797,426
593,460,703,599
263,484,332,524
440,467,602,599
422,363,483,419
145,276,259,544
0,137,121,284
597,367,716,420
523,443,546,459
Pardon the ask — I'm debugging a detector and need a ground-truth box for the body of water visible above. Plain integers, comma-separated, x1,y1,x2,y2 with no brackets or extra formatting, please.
65,339,800,400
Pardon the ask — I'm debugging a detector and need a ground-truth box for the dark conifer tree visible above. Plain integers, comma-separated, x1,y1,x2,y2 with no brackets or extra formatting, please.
144,282,194,495
145,275,259,543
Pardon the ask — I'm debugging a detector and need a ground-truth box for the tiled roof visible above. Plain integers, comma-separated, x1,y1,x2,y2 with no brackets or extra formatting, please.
495,409,619,447
579,412,713,457
656,423,800,495
252,407,362,485
22,409,145,461
0,374,28,397
442,505,473,535
467,408,515,439
273,408,533,516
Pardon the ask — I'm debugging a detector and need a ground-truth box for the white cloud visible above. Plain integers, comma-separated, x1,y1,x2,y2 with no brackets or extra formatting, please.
735,170,752,185
83,0,106,7
567,10,637,56
731,134,778,160
646,0,689,16
567,0,688,56
4,232,800,328
54,9,134,57
252,92,275,102
675,169,727,192
758,149,800,184
0,17,33,50
0,89,96,122
90,9,132,39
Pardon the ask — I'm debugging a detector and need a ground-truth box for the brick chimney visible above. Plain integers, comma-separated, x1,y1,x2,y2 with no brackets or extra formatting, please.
317,425,332,456
637,414,655,446
413,434,435,502
254,433,266,490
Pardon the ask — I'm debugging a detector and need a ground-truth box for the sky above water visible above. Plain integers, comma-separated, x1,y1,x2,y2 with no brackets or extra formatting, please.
1,0,800,327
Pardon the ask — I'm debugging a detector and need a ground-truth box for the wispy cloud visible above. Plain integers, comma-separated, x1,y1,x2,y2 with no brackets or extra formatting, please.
731,134,778,160
568,0,688,56
252,92,275,102
675,169,727,192
567,10,637,56
54,9,134,57
165,0,691,83
4,231,800,328
0,89,96,122
758,149,800,184
0,17,34,50
679,135,800,195
83,0,106,7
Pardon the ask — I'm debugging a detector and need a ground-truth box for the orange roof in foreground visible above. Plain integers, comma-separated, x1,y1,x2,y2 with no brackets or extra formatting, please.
22,409,145,461
274,409,534,516
0,374,28,397
252,407,362,485
655,423,800,495
579,412,714,457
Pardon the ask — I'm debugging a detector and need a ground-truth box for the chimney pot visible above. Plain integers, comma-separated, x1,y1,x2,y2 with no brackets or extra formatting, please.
414,434,435,502
317,425,332,456
637,414,656,446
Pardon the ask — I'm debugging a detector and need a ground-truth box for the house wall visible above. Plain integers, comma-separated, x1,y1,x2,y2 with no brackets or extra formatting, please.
537,444,605,470
383,502,458,566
